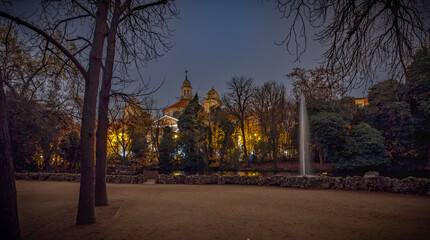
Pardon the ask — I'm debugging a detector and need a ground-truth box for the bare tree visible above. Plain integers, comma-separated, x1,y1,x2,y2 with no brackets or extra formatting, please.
251,81,289,170
95,0,176,206
0,22,80,239
276,0,430,90
0,0,176,225
223,75,254,165
0,27,20,239
0,0,109,225
287,67,344,100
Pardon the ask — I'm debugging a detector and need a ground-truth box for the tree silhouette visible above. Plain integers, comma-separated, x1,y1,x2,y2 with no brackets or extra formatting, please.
223,76,254,166
276,0,430,90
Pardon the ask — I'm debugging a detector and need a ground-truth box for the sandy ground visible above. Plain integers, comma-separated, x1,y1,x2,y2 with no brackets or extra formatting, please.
16,180,430,240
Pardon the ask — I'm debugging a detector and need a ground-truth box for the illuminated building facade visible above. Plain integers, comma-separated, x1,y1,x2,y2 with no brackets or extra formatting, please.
354,97,369,107
160,71,221,128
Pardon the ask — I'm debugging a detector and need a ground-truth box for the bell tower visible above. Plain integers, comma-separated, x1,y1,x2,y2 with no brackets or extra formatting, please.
181,70,192,100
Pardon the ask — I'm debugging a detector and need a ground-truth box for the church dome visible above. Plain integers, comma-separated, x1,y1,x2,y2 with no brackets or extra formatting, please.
182,79,191,88
206,86,219,100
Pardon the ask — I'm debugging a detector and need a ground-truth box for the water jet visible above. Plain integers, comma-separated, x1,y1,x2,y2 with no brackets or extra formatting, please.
299,94,312,176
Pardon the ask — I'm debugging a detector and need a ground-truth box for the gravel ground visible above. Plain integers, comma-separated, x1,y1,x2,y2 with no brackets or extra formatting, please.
17,180,430,240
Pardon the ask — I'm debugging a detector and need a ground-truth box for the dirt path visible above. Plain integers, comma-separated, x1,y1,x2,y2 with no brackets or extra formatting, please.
17,180,430,240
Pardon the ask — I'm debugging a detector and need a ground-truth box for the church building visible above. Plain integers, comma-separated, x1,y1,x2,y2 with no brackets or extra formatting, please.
162,72,193,118
156,71,221,132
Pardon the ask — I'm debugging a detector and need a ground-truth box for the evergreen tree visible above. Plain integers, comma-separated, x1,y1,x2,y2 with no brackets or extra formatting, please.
310,111,346,164
59,130,81,170
128,110,153,170
337,123,388,172
158,126,176,174
366,79,416,167
307,98,355,165
178,94,209,172
406,48,430,164
217,110,237,168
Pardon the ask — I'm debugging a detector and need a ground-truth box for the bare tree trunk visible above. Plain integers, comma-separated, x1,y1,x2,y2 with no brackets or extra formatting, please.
273,140,278,170
95,2,121,206
0,75,21,240
240,121,249,167
95,89,109,206
76,0,109,225
318,147,323,169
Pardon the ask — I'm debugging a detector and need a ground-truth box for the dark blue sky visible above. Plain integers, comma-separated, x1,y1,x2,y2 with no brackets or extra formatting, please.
13,0,372,109
141,0,367,108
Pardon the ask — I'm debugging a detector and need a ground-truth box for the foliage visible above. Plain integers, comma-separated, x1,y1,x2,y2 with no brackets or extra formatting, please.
406,47,430,163
307,97,356,123
307,97,357,166
336,123,388,172
253,140,271,163
1,24,81,172
307,96,389,173
59,130,81,170
212,108,241,168
128,107,153,170
107,120,131,165
310,111,346,163
178,94,209,172
251,81,291,169
158,127,176,174
366,79,416,164
368,79,405,106
7,95,72,171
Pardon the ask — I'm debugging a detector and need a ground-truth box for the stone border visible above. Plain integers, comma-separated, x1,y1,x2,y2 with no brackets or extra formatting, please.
15,172,146,184
158,174,430,195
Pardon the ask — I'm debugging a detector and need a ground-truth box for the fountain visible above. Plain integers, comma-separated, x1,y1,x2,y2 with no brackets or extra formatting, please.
299,94,311,176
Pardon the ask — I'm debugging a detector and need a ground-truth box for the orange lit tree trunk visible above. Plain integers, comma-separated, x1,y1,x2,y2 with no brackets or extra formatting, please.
76,0,110,225
240,121,249,166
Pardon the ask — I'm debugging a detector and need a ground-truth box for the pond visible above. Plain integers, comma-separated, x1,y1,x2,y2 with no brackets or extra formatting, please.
172,170,298,177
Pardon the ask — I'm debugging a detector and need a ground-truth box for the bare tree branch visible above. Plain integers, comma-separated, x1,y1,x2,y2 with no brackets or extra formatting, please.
276,0,430,90
0,11,88,80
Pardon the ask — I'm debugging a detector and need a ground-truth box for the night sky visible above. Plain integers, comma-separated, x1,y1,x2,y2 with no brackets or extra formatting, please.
13,0,373,109
141,0,371,108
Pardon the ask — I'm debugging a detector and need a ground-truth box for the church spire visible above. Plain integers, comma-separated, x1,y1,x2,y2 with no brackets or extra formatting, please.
181,70,192,100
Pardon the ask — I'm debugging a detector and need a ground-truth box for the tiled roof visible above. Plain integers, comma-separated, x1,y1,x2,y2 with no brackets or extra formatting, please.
164,99,190,110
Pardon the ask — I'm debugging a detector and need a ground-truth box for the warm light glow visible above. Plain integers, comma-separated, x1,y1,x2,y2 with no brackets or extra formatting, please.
107,124,131,157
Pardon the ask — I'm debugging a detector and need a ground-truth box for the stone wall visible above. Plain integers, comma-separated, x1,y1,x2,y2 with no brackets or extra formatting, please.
15,172,146,184
158,174,430,195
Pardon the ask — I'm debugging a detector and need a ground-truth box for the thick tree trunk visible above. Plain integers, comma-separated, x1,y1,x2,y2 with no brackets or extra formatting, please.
95,4,120,206
95,90,109,206
0,76,21,240
76,0,109,225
